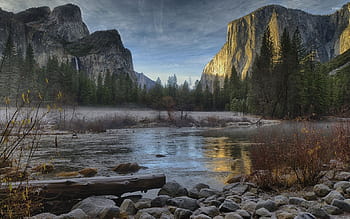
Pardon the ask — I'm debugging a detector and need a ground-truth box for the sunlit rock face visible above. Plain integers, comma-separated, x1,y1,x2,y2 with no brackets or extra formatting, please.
201,3,350,91
0,4,135,82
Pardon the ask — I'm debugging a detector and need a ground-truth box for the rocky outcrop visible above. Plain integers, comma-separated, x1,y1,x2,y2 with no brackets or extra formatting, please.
0,4,136,82
201,2,350,90
135,72,156,90
65,30,135,81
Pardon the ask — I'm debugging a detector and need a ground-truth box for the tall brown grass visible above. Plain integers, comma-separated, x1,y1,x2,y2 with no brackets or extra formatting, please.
250,122,350,189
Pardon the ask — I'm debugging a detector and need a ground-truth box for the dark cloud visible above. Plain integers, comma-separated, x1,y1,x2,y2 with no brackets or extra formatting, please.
0,0,348,83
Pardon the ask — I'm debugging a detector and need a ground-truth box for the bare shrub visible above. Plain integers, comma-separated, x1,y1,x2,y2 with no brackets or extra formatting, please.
250,122,350,189
0,86,61,217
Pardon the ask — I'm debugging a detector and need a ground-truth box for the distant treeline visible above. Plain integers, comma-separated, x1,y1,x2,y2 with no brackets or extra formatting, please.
0,30,349,118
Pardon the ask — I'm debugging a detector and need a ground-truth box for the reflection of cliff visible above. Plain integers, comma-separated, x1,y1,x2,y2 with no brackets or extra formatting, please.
203,137,251,183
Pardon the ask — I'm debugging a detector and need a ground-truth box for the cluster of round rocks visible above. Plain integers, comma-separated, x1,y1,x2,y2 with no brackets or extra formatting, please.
29,171,350,219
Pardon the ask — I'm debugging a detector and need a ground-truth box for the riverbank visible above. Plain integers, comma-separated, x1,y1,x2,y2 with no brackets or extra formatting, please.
29,168,350,219
48,107,279,132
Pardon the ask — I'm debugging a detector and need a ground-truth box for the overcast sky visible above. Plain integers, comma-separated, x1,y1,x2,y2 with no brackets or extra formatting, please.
0,0,348,84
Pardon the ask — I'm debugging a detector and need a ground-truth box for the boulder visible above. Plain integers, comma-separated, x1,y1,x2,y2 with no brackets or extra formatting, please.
199,188,221,198
174,208,193,219
274,195,289,206
255,200,277,212
224,213,243,219
234,209,250,219
138,212,156,219
72,196,120,219
223,183,248,195
331,199,350,212
294,212,316,219
112,162,146,174
135,199,152,209
188,189,201,199
335,171,350,181
313,184,331,197
289,197,307,206
151,195,171,207
300,201,320,209
190,214,211,219
219,199,240,212
194,206,220,217
275,211,295,219
167,196,199,211
308,207,330,219
241,201,256,213
161,213,173,219
323,205,343,215
226,195,242,203
334,181,350,192
136,208,171,219
55,209,89,219
194,183,210,191
159,182,188,197
323,191,344,204
255,208,271,217
303,192,317,201
120,199,137,215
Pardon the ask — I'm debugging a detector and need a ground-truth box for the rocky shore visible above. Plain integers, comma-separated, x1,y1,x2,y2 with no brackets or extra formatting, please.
28,169,350,219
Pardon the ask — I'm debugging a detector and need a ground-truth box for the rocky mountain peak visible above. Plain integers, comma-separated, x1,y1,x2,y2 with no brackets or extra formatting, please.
46,4,89,42
15,6,51,23
201,2,350,91
0,4,137,85
51,4,83,24
85,30,124,51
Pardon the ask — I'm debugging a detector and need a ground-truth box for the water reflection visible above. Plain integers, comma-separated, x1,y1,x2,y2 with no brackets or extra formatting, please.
202,136,252,183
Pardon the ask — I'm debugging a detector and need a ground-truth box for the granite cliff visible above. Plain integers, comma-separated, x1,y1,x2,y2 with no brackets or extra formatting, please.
201,2,350,90
0,4,136,82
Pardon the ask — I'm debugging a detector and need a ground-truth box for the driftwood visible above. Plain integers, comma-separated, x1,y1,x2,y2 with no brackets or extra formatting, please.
4,174,166,199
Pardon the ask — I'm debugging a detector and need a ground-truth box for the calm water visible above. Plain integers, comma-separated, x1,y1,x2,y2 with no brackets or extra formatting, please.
31,121,344,190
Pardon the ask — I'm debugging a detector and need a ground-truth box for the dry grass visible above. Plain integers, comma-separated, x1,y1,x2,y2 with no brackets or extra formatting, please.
55,115,138,133
250,122,350,189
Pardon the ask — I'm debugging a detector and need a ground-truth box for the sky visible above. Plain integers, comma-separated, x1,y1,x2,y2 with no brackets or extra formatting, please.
0,0,349,85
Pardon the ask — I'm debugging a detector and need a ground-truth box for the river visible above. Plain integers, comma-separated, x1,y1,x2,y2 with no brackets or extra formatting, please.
30,120,345,195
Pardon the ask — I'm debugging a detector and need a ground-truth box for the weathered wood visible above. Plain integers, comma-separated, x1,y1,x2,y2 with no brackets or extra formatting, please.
5,174,166,199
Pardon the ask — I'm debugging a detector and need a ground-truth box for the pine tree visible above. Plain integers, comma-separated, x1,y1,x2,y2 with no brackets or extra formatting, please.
193,80,203,110
203,85,213,110
23,43,36,91
249,27,275,116
273,28,293,118
212,74,220,110
96,73,103,104
0,33,20,99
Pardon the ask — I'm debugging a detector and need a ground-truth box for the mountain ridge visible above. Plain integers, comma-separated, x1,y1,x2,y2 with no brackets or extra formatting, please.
0,4,142,84
201,2,350,90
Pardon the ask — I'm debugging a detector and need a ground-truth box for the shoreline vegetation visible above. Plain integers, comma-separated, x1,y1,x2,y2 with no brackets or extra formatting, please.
51,107,280,133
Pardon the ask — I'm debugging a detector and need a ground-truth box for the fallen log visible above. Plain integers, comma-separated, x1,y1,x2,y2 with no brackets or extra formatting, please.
3,174,166,200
